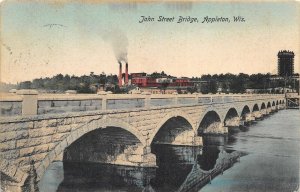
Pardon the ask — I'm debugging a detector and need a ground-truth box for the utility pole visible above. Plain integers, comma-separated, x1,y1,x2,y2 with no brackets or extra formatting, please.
298,75,300,95
284,76,287,94
293,77,295,93
268,78,271,94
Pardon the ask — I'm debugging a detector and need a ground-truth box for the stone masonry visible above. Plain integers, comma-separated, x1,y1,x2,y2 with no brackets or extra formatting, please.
0,93,285,191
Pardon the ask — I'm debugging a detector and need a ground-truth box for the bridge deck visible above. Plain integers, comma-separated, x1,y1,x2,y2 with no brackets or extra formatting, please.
0,92,285,118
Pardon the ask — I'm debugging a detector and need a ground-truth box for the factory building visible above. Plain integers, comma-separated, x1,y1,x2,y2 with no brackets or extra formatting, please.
115,63,195,94
130,73,194,94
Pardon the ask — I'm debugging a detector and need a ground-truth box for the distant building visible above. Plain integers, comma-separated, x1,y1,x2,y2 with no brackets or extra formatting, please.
131,76,157,87
278,50,294,77
130,73,194,93
131,72,147,78
270,73,299,80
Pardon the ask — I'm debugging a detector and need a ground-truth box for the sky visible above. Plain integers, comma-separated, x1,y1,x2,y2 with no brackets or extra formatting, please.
0,0,299,83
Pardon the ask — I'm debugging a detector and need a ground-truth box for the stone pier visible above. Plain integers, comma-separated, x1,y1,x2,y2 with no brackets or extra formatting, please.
253,111,263,120
203,122,228,135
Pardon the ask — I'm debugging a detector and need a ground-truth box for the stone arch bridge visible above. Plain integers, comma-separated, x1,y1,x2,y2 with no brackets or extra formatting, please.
0,91,285,191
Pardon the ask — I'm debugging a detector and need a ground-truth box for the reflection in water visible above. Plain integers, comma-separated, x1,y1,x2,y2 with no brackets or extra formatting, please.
39,138,235,192
227,126,240,134
239,124,250,132
57,163,155,192
198,146,220,171
203,135,228,146
151,145,200,191
199,135,240,171
38,111,299,192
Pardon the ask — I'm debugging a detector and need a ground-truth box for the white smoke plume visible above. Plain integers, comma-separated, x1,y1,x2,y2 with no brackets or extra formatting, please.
102,28,128,63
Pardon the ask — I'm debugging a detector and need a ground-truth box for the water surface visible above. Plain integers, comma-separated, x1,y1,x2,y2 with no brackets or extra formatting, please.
201,110,300,192
39,110,300,192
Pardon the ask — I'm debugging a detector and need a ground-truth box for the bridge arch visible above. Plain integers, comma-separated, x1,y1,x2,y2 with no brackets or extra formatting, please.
267,102,271,108
252,104,259,112
272,101,275,106
276,100,279,105
197,110,222,136
241,105,251,120
63,127,145,165
261,102,266,110
223,108,239,127
149,111,195,146
34,117,146,182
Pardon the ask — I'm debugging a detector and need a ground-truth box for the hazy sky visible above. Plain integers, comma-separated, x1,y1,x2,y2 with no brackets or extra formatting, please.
1,0,299,83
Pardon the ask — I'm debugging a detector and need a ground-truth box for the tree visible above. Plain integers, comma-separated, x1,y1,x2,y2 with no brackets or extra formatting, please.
19,81,32,89
32,78,44,89
150,72,162,78
99,73,107,85
230,73,247,93
221,81,230,93
200,82,209,94
159,81,170,94
209,80,218,94
187,87,197,94
176,88,182,94
201,74,212,81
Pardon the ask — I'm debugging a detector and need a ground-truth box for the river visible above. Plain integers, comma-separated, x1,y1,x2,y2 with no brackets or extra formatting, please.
201,109,300,192
38,109,300,192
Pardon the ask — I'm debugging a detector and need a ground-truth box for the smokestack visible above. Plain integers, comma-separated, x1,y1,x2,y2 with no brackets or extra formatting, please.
118,61,122,87
125,63,128,85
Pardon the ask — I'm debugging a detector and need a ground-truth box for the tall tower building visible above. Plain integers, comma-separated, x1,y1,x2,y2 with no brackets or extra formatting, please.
278,50,294,77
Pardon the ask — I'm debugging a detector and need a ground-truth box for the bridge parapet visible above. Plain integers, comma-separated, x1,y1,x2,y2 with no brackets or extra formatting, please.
0,91,284,118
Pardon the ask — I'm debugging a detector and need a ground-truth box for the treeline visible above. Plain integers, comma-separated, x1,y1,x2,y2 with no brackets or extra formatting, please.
18,71,174,93
17,72,299,94
18,72,118,93
192,73,298,94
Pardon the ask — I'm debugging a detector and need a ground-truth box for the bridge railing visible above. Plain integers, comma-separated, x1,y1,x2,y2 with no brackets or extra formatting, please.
0,91,284,117
0,93,23,117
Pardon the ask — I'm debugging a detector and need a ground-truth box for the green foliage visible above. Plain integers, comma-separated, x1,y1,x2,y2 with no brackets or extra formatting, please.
149,71,173,78
209,80,218,94
176,88,182,94
199,80,218,94
198,73,298,94
19,81,32,89
18,72,118,93
17,72,299,94
187,86,197,94
158,81,170,94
